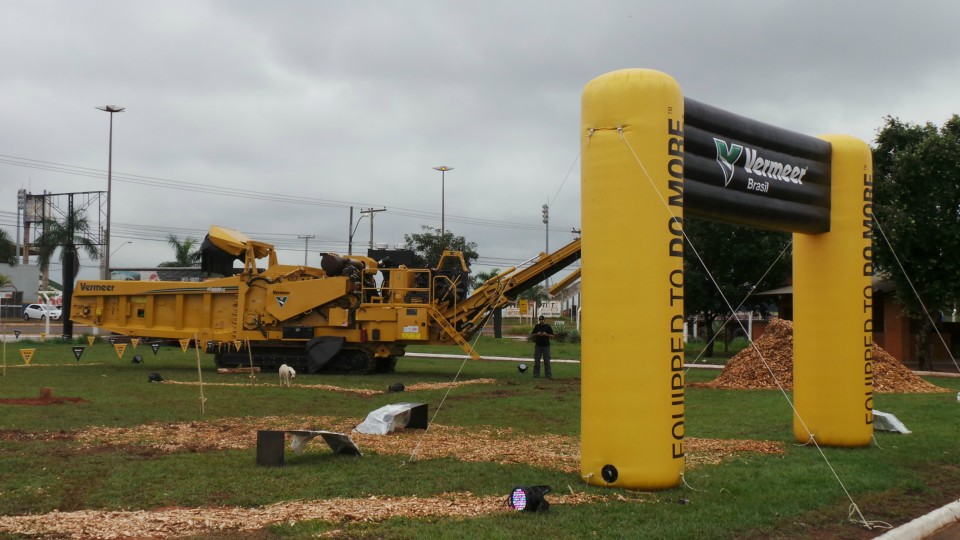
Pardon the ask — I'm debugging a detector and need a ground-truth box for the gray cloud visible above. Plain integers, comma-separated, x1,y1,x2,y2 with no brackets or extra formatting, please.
1,0,957,279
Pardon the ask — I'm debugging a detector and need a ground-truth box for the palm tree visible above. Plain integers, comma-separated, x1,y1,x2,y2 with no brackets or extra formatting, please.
471,268,502,291
34,210,100,289
0,228,17,265
158,234,201,267
518,284,549,303
472,268,505,338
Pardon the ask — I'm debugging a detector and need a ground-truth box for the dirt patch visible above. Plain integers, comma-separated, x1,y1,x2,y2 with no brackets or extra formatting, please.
0,429,76,442
0,396,88,405
693,319,951,393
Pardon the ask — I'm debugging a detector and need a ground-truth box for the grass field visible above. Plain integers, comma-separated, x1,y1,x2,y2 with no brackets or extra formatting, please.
0,336,958,539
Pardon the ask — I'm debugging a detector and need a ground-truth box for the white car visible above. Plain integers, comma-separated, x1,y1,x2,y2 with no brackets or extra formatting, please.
22,304,62,321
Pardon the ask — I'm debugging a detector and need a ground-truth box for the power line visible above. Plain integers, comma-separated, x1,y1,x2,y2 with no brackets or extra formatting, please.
0,154,571,233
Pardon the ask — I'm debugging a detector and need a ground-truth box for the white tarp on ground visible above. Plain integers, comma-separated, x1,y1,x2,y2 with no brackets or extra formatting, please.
873,410,911,434
353,403,423,435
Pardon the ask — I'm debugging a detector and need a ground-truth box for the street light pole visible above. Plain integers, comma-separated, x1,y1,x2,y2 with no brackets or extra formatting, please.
433,165,453,240
348,207,386,255
96,105,125,280
111,241,133,257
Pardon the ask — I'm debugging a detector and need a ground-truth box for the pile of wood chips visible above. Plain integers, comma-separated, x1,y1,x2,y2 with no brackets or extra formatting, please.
698,318,950,393
1,411,784,539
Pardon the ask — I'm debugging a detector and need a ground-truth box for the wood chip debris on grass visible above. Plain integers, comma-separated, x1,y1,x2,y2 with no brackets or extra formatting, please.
160,377,497,395
12,416,782,538
2,371,790,537
0,492,608,539
695,318,951,393
72,416,782,473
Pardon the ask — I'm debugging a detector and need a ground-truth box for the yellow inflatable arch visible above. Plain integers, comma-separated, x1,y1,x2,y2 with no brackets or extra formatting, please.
580,69,873,490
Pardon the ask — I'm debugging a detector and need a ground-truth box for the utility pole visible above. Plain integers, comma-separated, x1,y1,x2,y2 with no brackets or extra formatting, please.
16,189,25,264
297,234,315,265
542,202,550,292
348,206,354,255
362,207,387,249
542,203,549,253
62,193,76,339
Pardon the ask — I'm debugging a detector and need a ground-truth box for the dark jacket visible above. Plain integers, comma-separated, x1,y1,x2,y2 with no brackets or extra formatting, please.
531,322,554,347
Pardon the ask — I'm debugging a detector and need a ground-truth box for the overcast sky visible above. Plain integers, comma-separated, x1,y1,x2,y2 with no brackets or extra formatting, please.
1,1,958,282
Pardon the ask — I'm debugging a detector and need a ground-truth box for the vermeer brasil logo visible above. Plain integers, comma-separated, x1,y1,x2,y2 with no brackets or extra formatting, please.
713,137,808,191
714,139,743,187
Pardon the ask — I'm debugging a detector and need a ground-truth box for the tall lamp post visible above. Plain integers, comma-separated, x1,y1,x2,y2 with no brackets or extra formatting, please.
432,165,453,240
96,105,125,280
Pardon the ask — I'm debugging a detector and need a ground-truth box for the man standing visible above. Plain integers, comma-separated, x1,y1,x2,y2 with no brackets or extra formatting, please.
531,315,554,378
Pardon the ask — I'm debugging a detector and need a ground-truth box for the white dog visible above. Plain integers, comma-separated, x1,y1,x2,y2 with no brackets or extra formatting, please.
279,364,296,387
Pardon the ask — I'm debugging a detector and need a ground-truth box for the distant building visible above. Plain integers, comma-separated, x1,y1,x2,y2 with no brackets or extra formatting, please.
0,262,41,304
110,267,203,282
756,278,958,371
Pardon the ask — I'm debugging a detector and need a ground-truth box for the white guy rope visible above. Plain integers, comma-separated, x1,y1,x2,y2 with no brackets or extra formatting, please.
615,130,877,530
683,240,793,374
405,308,493,464
872,216,960,374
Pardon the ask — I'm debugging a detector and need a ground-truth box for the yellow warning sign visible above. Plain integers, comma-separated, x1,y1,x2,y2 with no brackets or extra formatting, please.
20,349,36,365
114,343,127,360
131,338,140,349
87,335,96,346
39,333,46,343
179,339,191,352
519,299,528,314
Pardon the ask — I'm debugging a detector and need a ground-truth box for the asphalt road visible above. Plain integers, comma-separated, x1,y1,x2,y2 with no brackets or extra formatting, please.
0,319,96,339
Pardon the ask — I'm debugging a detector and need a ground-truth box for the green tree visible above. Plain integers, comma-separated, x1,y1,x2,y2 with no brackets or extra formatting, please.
0,274,12,289
683,217,792,357
158,234,202,267
873,115,960,369
471,268,504,292
34,210,100,289
403,226,479,268
0,228,17,265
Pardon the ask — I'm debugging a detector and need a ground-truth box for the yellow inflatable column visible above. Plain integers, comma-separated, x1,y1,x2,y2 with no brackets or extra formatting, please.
581,69,685,489
793,135,874,446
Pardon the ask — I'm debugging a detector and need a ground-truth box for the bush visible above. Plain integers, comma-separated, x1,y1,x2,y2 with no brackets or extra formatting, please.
522,320,578,343
552,321,569,343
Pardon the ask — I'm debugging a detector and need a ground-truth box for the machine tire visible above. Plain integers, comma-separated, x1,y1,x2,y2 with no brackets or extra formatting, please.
328,349,376,374
374,356,398,373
